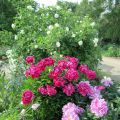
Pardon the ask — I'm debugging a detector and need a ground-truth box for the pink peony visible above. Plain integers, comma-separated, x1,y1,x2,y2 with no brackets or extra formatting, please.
38,86,47,95
77,81,92,96
79,64,88,75
22,90,34,105
46,85,57,96
88,86,102,99
57,60,67,70
65,69,79,81
43,57,55,66
49,66,62,79
53,77,65,87
96,86,105,91
25,56,34,64
63,83,75,96
87,70,96,80
101,76,113,87
90,98,108,117
62,102,84,120
25,65,41,78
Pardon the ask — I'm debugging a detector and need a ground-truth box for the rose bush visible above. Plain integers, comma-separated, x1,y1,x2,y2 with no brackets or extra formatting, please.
18,55,119,120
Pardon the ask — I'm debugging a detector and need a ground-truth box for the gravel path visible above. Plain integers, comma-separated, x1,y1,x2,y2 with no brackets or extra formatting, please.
99,57,120,81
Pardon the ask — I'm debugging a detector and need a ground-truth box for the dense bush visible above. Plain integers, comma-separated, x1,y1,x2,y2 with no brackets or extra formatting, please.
13,2,101,69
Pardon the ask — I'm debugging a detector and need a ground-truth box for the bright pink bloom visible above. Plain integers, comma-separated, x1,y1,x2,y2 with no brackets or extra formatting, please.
87,70,96,80
79,64,88,74
90,98,108,117
77,81,92,96
25,65,41,78
67,61,78,69
96,86,105,91
21,90,34,105
49,66,62,79
43,57,55,66
57,60,67,70
38,86,47,95
46,85,57,96
53,77,65,87
101,76,113,87
65,69,79,81
69,57,79,64
63,83,75,96
26,56,34,64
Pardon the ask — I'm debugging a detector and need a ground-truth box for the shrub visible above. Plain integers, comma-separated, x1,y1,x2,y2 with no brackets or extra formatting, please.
16,55,120,120
13,2,101,69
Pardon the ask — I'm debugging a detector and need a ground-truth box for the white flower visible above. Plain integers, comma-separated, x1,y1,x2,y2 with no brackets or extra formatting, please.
38,28,42,31
20,109,25,116
54,23,60,27
34,45,38,49
56,5,61,10
60,54,63,58
56,41,60,47
6,50,12,55
93,38,99,44
47,31,50,35
14,35,18,40
91,22,95,27
20,30,25,34
46,13,49,16
68,8,72,12
11,24,15,29
72,33,76,38
101,76,113,87
65,27,69,32
54,13,59,18
78,41,83,46
48,25,53,30
31,103,40,110
117,88,120,94
27,5,34,11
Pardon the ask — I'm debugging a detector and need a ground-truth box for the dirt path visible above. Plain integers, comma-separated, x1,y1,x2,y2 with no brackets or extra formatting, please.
99,57,120,81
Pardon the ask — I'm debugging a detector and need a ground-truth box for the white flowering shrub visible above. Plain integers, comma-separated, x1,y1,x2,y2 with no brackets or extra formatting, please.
13,1,101,69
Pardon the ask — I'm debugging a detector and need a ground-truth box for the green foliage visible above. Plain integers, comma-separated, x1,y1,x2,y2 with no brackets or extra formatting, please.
102,44,120,57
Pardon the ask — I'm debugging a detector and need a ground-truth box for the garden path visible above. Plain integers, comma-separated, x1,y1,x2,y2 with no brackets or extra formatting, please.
99,56,120,81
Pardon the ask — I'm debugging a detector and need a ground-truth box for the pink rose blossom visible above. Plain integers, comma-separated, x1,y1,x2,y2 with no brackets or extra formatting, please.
49,66,62,79
22,90,34,105
87,70,96,80
67,61,78,69
90,98,108,117
63,83,75,96
101,76,113,87
62,102,84,120
53,77,65,87
65,69,79,81
46,85,57,96
43,57,55,66
79,64,88,75
25,65,41,78
57,60,67,70
26,56,34,64
38,86,47,95
77,81,92,96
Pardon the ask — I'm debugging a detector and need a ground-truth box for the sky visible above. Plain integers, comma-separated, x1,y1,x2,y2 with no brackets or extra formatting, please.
34,0,82,7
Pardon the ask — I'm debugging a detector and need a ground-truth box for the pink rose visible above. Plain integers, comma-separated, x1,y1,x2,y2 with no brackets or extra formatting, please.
38,86,47,95
87,70,96,80
90,98,108,117
53,77,65,87
65,69,79,82
63,83,75,96
77,81,92,96
79,64,88,75
46,85,57,96
25,56,34,64
22,90,34,105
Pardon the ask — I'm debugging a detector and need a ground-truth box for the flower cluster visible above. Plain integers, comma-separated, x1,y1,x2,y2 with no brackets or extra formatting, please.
21,56,112,118
62,102,84,120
